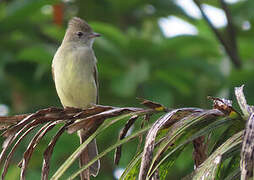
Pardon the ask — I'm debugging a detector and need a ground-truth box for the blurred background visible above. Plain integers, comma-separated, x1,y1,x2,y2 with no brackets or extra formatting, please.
0,0,254,179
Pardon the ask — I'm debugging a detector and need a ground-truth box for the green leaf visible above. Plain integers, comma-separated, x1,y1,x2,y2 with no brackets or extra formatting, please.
155,70,191,95
220,155,240,180
111,60,149,97
158,146,185,180
224,168,241,180
120,152,142,180
148,115,234,178
0,0,58,32
90,22,128,49
51,111,147,180
41,25,65,42
17,44,53,65
67,125,152,180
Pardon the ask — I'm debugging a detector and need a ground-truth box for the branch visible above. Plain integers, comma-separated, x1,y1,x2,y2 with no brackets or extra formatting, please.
220,0,241,66
220,0,236,47
193,0,241,68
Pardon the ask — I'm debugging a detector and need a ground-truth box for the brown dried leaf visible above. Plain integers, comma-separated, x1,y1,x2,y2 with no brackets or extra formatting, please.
72,105,114,119
208,96,237,116
235,85,254,118
1,125,38,179
19,121,62,179
138,109,179,180
1,112,65,166
137,98,167,112
0,114,30,130
139,108,223,180
1,107,76,138
42,122,72,180
137,114,151,152
162,108,203,129
2,112,47,138
114,115,139,165
0,105,145,179
67,107,143,134
0,117,39,167
193,136,207,168
0,114,30,124
241,113,254,180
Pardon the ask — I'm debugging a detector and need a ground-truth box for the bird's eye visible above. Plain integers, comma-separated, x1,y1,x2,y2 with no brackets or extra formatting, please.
76,31,84,38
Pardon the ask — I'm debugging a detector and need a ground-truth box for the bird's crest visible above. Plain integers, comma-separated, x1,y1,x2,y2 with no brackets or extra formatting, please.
68,17,92,32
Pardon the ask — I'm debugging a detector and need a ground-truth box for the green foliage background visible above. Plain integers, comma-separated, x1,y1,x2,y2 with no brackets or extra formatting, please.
0,0,254,179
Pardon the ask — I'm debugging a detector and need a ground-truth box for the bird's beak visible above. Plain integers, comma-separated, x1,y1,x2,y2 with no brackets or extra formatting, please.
89,32,101,38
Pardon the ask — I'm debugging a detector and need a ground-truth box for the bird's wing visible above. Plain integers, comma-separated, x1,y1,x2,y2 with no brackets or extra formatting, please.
51,66,55,82
93,63,99,104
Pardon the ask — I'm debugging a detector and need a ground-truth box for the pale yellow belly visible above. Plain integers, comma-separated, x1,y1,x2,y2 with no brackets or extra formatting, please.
56,77,97,108
53,51,97,108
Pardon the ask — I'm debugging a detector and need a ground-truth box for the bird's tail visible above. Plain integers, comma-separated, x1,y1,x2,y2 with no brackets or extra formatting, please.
78,130,100,180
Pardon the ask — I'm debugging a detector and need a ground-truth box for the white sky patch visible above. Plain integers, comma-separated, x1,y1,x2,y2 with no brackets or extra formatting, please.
225,0,240,4
62,0,75,2
175,0,201,19
0,104,9,116
114,167,125,179
202,4,227,28
175,0,227,28
159,16,198,37
125,125,134,136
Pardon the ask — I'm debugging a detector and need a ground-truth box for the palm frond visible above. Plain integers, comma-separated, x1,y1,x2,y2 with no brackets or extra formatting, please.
0,86,253,179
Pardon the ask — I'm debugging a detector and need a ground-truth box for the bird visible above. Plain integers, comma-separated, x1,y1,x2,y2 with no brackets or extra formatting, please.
52,17,100,179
